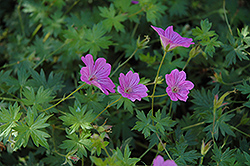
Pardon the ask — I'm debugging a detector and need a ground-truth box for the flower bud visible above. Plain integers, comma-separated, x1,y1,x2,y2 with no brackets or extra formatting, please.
201,140,212,156
137,35,150,49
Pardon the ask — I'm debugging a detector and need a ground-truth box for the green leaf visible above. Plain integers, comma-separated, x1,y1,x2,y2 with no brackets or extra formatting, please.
171,136,200,165
115,145,140,166
223,34,249,66
21,86,54,110
152,109,176,135
99,4,127,32
43,11,65,37
60,132,92,158
212,144,236,166
192,19,221,57
59,104,94,134
168,0,188,17
14,108,51,149
133,110,154,138
81,23,113,57
0,102,22,138
203,109,235,140
236,81,250,99
28,69,64,95
144,2,167,25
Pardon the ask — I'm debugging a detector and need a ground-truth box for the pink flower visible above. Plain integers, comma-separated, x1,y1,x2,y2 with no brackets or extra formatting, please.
118,71,148,102
131,0,139,4
165,69,194,102
151,25,194,51
153,155,177,166
80,54,115,95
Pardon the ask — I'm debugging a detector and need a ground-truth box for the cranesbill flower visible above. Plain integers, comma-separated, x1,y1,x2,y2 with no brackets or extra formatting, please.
153,155,177,166
80,54,115,95
118,71,148,102
151,25,194,51
165,69,194,102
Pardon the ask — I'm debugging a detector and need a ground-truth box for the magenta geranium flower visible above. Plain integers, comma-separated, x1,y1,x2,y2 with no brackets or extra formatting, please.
118,71,148,102
151,25,194,51
80,54,115,95
153,155,177,166
165,69,194,102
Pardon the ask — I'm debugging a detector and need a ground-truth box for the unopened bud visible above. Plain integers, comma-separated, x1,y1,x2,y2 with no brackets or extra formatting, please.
137,35,150,49
189,45,201,58
201,140,212,156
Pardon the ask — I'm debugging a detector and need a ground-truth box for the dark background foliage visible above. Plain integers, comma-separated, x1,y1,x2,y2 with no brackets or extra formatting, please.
1,0,250,165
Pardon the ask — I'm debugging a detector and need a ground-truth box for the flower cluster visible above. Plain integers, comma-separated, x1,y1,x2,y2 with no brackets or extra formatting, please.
80,25,194,102
80,54,148,102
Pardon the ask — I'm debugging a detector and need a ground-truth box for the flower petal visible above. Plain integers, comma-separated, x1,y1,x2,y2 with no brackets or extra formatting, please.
94,58,111,78
166,87,178,101
151,25,165,36
126,71,140,88
164,160,178,166
81,54,94,75
153,155,165,166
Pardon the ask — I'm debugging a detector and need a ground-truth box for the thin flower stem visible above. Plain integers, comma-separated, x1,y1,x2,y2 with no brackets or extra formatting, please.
42,83,86,112
17,1,25,37
230,126,250,138
182,56,192,71
127,8,144,18
169,100,173,116
151,51,167,116
148,93,168,98
155,132,173,160
181,121,205,131
103,145,111,158
91,96,122,123
223,0,233,36
138,144,155,160
0,97,21,102
225,105,245,115
110,48,138,77
0,59,27,69
64,0,80,16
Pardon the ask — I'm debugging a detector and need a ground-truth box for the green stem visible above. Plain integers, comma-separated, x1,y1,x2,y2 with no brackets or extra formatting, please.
138,144,155,160
230,126,250,138
181,121,205,131
0,97,21,102
199,156,204,166
0,59,26,69
169,100,173,117
182,56,192,71
225,105,245,115
42,83,86,112
155,132,172,160
223,0,233,35
148,93,168,98
91,96,122,123
17,1,25,37
64,0,80,16
151,51,167,116
110,48,138,77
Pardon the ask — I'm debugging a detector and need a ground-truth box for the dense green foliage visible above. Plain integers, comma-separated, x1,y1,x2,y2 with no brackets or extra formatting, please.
1,0,250,165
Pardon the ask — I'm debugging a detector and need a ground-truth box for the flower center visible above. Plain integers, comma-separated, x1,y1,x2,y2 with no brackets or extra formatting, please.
125,87,132,94
172,86,179,93
89,75,97,81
